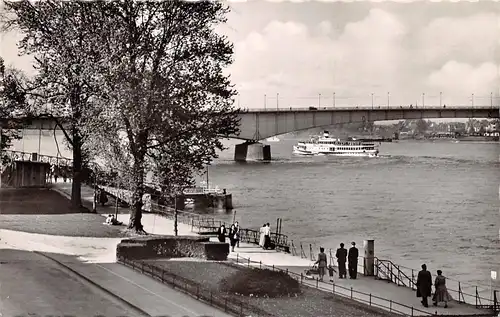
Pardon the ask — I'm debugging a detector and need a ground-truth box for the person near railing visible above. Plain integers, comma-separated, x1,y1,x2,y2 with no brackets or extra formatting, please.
217,224,226,243
229,223,239,252
263,223,271,250
432,270,452,308
348,241,359,279
258,224,266,248
416,264,432,308
335,243,348,279
314,247,328,282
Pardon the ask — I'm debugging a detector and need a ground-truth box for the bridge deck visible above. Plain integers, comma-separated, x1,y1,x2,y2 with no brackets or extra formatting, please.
51,182,496,316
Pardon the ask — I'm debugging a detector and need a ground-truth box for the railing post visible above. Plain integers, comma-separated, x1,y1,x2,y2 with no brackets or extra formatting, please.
197,285,200,299
236,253,239,263
476,286,478,307
259,261,262,269
210,291,213,305
316,277,319,288
389,300,392,311
350,287,353,299
458,282,463,303
369,293,372,305
240,302,243,316
224,298,227,312
161,270,164,282
411,307,413,317
247,258,250,267
300,273,303,284
411,269,414,289
332,282,335,293
272,264,275,271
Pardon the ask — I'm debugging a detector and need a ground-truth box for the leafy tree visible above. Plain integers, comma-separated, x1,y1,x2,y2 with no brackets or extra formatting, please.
2,0,108,209
90,1,240,233
0,57,28,163
415,119,429,135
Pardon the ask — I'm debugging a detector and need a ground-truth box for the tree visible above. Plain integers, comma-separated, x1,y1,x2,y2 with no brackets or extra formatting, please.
415,119,429,135
2,0,109,209
90,1,240,233
0,57,28,162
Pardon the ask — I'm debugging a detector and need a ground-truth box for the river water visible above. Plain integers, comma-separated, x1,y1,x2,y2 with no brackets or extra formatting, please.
11,132,500,296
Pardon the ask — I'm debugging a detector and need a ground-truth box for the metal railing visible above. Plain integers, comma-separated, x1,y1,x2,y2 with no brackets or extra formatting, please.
230,254,499,317
2,150,72,166
118,256,272,317
243,105,498,113
373,257,499,312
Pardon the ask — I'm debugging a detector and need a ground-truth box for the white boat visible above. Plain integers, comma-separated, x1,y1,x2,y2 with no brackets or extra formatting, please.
293,131,379,157
266,136,280,142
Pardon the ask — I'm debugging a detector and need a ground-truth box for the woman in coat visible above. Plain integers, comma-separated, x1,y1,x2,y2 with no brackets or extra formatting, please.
259,224,266,248
314,247,328,282
432,270,452,308
217,224,226,243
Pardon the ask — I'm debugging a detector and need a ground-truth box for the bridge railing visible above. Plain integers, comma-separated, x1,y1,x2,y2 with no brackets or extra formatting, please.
243,105,498,112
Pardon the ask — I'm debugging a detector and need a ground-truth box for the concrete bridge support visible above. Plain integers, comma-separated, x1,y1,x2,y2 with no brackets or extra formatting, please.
234,141,271,161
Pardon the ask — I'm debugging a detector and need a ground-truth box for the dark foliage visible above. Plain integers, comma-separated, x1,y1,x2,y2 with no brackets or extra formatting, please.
219,267,301,298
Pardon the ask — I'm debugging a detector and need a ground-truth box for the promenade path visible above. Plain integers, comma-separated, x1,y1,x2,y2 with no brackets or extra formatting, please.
52,182,495,317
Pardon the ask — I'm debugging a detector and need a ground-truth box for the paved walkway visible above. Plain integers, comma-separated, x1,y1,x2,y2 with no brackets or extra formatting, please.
52,183,495,316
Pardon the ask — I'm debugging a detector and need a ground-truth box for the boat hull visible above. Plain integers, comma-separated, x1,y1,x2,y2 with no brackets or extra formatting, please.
293,146,378,157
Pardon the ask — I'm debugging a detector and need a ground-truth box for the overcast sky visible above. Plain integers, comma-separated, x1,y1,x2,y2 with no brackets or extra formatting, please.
1,1,499,109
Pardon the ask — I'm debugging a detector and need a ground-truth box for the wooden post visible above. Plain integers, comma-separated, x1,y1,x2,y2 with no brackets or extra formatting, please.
174,194,178,236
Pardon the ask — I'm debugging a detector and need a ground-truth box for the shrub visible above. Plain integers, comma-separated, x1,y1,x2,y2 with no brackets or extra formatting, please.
219,268,301,298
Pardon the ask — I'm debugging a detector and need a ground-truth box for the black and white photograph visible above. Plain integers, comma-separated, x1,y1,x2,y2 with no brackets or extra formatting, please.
0,0,498,316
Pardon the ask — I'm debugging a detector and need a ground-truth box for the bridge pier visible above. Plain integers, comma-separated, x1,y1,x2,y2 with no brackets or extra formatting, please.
234,141,271,161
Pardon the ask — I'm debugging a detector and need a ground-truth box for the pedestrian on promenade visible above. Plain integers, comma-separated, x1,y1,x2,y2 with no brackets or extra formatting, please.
263,223,271,249
416,264,432,308
234,221,240,248
217,224,226,243
348,241,359,279
229,223,239,252
259,224,266,248
314,247,328,282
335,243,348,278
327,264,336,282
432,270,452,308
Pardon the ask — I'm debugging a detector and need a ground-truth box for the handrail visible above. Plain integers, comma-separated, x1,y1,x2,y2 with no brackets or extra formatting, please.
243,105,498,113
230,254,434,317
118,256,272,317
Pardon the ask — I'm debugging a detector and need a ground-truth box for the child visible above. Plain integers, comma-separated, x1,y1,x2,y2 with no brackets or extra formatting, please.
328,265,336,282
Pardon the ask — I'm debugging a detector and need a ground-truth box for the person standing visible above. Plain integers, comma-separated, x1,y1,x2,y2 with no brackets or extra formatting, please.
416,264,432,308
432,270,452,308
314,247,328,282
217,224,226,243
263,223,271,249
259,224,266,248
348,241,359,279
335,243,348,279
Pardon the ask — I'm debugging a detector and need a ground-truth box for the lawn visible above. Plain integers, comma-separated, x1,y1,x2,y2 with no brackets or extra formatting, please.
0,188,128,238
144,259,399,317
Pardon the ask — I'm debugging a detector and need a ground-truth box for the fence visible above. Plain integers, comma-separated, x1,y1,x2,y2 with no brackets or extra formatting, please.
118,256,272,317
229,254,498,317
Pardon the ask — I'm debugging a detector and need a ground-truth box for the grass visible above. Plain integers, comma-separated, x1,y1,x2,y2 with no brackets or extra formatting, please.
0,188,128,238
144,260,399,317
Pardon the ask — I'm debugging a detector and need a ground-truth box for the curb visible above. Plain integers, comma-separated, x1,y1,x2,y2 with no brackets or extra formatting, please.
33,251,151,317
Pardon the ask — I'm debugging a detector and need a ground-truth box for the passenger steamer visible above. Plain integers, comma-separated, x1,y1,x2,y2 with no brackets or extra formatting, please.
293,131,379,157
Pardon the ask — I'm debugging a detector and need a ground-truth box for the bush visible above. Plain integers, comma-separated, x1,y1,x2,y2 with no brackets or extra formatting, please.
201,242,229,261
219,268,301,298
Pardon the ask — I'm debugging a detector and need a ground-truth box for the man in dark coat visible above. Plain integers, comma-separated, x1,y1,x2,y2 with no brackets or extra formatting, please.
416,264,432,307
335,243,348,278
348,241,359,279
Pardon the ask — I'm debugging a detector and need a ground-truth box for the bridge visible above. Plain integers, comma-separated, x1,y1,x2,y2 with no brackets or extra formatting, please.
1,105,498,161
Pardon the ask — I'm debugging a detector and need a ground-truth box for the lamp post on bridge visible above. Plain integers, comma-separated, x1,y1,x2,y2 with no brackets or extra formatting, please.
491,92,493,109
371,93,374,110
439,92,442,108
471,93,475,108
333,92,336,108
387,92,390,108
422,93,425,108
318,93,321,108
264,94,267,110
276,93,279,110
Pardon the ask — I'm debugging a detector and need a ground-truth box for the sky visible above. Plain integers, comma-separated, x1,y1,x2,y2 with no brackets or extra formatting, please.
1,1,499,109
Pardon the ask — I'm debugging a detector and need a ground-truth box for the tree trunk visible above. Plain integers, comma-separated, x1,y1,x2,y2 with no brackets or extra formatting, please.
128,157,146,233
70,134,83,210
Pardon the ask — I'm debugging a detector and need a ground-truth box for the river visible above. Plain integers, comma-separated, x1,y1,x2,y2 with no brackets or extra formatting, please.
11,131,500,297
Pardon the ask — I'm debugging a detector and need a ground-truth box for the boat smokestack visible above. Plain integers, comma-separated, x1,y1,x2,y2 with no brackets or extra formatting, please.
323,131,329,138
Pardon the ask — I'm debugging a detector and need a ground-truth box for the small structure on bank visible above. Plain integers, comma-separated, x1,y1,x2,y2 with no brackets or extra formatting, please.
1,159,51,188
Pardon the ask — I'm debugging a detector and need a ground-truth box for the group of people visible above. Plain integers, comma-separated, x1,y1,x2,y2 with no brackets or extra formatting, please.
258,223,272,250
217,222,240,252
105,214,122,226
416,264,452,308
314,242,359,282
